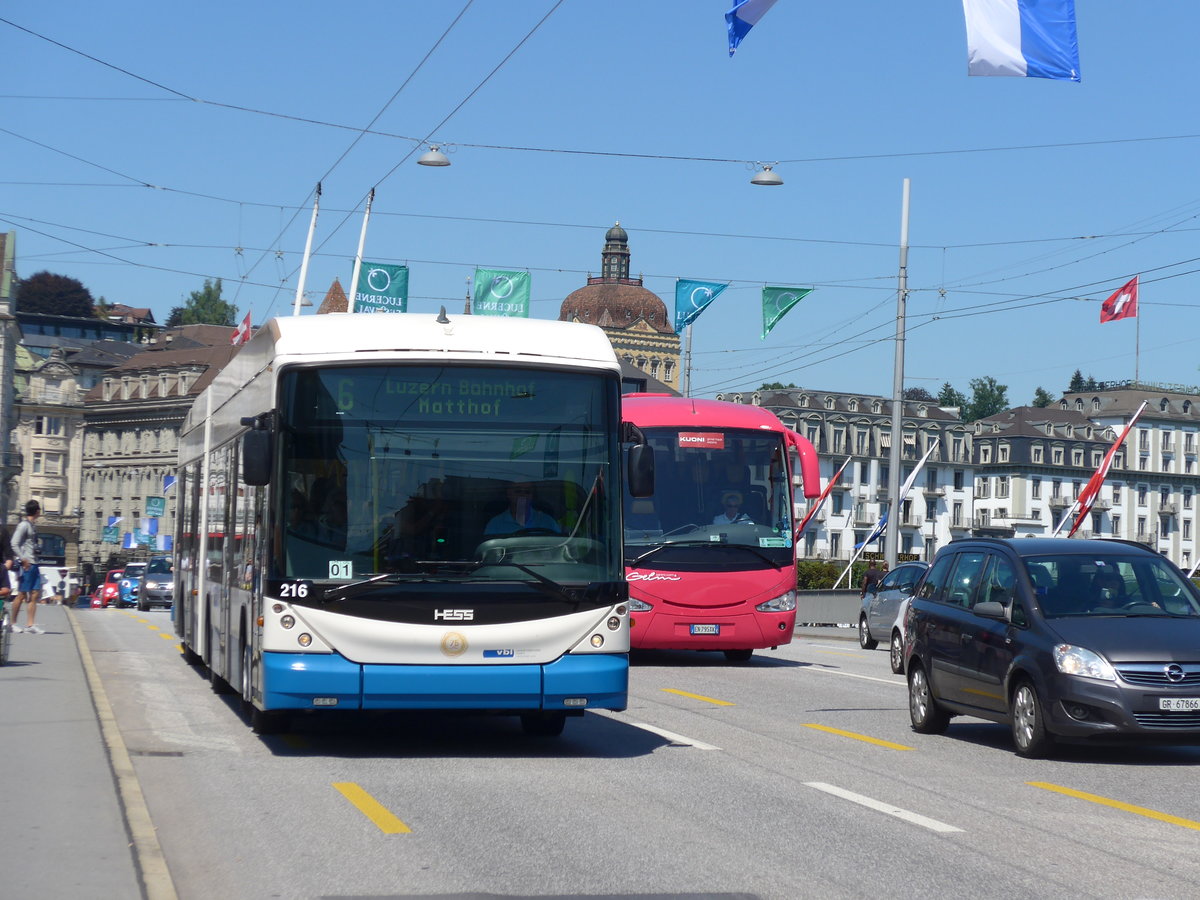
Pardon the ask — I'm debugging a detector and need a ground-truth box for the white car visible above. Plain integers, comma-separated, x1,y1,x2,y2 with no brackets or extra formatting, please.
889,595,912,674
858,561,929,663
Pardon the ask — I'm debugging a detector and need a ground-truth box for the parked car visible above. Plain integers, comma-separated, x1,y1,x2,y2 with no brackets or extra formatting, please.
889,595,914,675
118,562,147,609
139,555,174,611
93,568,124,608
905,536,1200,758
858,561,929,652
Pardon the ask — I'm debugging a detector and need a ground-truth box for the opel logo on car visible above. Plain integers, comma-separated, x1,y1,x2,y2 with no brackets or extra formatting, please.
1166,664,1185,683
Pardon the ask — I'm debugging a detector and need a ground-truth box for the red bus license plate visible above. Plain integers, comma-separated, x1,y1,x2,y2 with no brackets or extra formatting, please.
690,624,720,635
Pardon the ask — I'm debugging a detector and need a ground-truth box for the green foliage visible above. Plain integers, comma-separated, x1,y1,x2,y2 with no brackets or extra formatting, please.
903,387,936,402
795,559,866,591
937,382,967,411
964,376,1009,422
759,382,798,391
1031,386,1056,407
16,271,96,317
164,306,184,328
1067,369,1097,393
178,278,237,327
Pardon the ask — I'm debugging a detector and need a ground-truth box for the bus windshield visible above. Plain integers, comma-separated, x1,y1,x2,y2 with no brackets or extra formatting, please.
274,364,619,585
623,426,793,560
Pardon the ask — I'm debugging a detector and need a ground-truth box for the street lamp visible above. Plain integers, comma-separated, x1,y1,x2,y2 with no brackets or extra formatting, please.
750,163,783,186
417,145,451,167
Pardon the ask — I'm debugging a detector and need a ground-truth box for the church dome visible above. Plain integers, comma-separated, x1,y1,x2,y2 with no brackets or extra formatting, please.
558,223,674,334
605,222,628,243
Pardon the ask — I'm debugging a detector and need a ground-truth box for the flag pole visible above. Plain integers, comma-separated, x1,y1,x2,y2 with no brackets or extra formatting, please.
1135,306,1141,386
292,183,322,316
683,324,693,397
346,187,375,315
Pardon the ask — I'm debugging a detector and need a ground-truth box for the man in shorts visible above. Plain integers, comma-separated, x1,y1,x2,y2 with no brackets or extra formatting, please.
9,500,45,634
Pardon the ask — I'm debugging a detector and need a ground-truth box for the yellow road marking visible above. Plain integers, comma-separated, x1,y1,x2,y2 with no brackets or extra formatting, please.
333,782,412,834
803,723,914,751
160,633,175,640
146,625,160,631
662,688,734,706
1028,782,1200,831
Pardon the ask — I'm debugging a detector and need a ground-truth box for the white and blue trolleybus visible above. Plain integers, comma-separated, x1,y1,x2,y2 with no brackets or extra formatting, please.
174,310,652,735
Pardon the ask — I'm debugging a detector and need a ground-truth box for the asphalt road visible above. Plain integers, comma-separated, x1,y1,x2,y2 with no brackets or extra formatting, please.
69,609,1200,899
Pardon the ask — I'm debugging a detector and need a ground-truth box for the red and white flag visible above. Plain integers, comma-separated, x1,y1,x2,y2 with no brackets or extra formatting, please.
794,456,850,537
1099,276,1138,323
231,311,252,346
1064,401,1147,538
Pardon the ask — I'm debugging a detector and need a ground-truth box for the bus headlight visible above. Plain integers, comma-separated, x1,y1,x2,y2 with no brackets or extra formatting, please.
756,590,797,613
281,615,295,629
607,616,621,631
590,634,605,648
298,633,313,647
627,598,653,612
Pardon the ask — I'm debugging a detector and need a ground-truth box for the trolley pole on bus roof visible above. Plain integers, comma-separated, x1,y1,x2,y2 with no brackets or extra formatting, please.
292,182,322,316
884,178,911,569
346,188,374,315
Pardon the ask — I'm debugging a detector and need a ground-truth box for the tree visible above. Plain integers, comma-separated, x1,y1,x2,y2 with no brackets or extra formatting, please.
965,376,1009,422
15,271,96,317
903,387,935,402
178,278,237,327
164,306,184,327
759,382,798,391
937,382,968,411
1031,386,1056,408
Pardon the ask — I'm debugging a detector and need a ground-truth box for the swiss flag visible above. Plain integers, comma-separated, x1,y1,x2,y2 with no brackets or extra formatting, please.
231,311,252,346
1099,276,1138,323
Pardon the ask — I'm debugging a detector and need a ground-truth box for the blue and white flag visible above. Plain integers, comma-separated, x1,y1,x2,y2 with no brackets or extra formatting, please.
726,0,779,56
163,475,177,492
674,279,728,332
855,511,888,550
963,0,1080,82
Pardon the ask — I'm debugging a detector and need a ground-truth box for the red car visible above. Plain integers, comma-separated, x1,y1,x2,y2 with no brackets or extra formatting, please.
92,569,123,608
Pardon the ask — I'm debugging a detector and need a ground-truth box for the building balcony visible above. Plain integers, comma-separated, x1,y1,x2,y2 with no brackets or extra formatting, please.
1160,502,1179,516
1134,531,1158,546
923,485,945,496
1048,496,1072,508
853,510,876,526
949,518,971,531
1091,498,1112,510
901,514,923,528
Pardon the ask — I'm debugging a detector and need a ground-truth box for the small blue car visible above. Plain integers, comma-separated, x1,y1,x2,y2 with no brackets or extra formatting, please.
118,562,147,609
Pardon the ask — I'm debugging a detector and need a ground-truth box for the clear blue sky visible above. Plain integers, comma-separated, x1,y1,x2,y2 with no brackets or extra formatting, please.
5,1,1198,405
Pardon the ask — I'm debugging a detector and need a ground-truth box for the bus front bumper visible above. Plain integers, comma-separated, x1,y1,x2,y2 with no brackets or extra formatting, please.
260,651,628,712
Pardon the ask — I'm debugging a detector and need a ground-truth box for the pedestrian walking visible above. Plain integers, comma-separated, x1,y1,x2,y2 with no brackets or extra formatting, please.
859,560,889,598
9,500,45,634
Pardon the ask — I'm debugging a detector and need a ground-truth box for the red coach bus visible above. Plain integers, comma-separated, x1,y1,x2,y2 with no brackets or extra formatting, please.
622,394,821,661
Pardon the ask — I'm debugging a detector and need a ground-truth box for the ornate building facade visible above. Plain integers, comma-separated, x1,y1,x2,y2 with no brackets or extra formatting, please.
559,224,680,391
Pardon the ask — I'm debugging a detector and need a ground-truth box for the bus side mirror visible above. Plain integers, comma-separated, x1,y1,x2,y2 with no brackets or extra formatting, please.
242,429,272,486
627,444,654,498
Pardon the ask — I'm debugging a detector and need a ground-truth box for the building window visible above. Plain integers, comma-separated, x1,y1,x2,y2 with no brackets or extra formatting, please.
1053,448,1064,465
1092,451,1103,467
980,444,992,464
1051,480,1062,499
1112,484,1122,503
825,397,835,410
926,499,937,520
1185,520,1193,540
998,444,1010,462
1032,445,1044,463
1112,514,1121,535
997,476,1010,499
34,416,63,436
1032,478,1042,499
1072,449,1084,466
953,501,963,526
1185,490,1193,510
953,470,964,490
1138,486,1148,506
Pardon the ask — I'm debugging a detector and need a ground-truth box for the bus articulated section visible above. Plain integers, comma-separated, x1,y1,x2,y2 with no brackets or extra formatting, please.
174,313,651,736
621,394,820,663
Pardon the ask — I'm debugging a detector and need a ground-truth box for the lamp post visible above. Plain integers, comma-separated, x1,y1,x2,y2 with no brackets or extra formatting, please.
884,178,911,570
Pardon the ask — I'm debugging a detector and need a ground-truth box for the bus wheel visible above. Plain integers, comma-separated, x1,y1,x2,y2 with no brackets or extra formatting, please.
520,712,566,736
723,648,754,663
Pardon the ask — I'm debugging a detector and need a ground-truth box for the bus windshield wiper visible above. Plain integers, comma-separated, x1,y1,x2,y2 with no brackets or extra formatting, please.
628,541,785,570
470,559,577,602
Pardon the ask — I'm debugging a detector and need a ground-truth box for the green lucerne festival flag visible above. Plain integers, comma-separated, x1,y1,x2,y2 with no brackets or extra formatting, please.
473,268,531,317
761,285,814,339
354,262,409,313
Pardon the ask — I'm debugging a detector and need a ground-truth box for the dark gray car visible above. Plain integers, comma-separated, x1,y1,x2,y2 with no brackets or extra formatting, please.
906,537,1200,757
139,555,174,611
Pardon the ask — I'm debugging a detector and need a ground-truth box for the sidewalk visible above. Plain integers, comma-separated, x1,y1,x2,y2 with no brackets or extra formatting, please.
0,604,144,899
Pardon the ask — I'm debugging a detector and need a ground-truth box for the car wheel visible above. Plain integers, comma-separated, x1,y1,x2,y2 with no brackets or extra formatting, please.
858,615,878,650
723,648,754,663
1011,679,1055,758
889,629,905,674
137,598,148,612
908,661,950,734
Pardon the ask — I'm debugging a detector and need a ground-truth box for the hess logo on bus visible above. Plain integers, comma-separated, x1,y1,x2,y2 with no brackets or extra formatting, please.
434,609,474,621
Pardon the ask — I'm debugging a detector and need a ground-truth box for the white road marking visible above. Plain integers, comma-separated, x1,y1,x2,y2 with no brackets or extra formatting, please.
805,782,963,833
798,665,905,687
590,711,721,750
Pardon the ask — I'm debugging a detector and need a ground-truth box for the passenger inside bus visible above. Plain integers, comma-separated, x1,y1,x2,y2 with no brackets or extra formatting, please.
713,491,755,525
